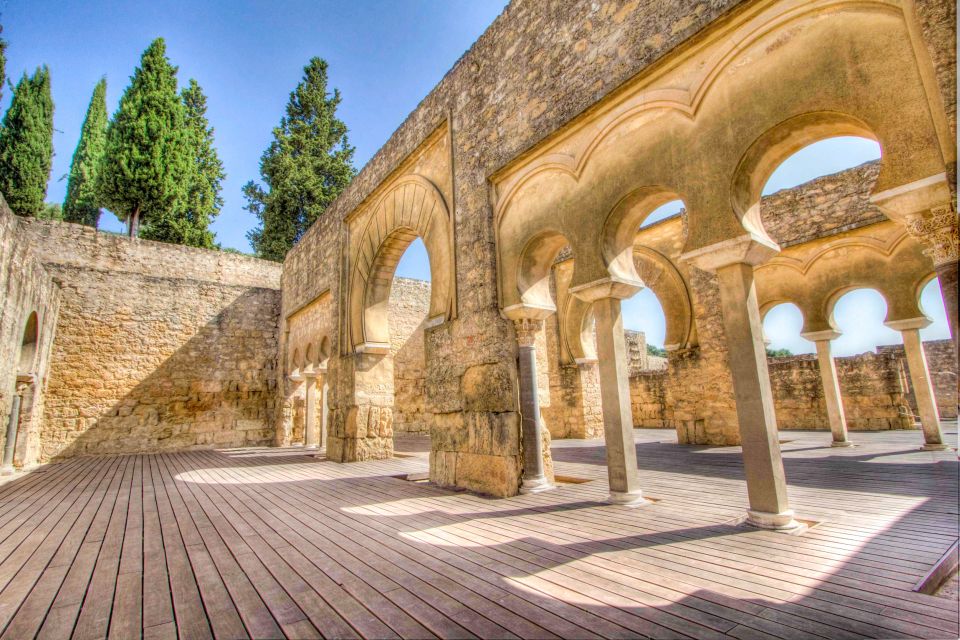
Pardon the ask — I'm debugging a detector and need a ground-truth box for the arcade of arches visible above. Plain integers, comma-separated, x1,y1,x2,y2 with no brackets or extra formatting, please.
1,0,957,538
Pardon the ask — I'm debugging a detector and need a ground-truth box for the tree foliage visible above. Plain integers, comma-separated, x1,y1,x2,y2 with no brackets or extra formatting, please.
766,347,793,358
97,38,190,237
0,66,54,217
244,57,355,261
40,202,62,221
63,78,108,226
141,79,224,248
646,344,667,358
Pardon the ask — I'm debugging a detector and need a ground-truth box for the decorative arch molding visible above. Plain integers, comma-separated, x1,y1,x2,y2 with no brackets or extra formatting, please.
758,226,911,275
348,175,455,352
632,247,696,351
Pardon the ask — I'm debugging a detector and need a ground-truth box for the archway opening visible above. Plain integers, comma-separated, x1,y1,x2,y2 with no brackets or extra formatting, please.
18,312,39,375
918,278,951,343
762,303,813,357
831,289,899,356
389,237,432,439
762,137,881,196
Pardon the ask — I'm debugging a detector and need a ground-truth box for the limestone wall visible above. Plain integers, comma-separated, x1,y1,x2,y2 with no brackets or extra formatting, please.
389,278,431,434
15,219,282,461
0,200,61,468
630,341,956,432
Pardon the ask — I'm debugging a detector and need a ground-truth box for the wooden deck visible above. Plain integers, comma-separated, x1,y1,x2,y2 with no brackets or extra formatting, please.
0,427,956,639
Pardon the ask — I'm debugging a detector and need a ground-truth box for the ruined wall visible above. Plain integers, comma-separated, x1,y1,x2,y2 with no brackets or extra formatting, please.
389,278,431,434
16,219,282,461
0,201,61,468
630,341,955,432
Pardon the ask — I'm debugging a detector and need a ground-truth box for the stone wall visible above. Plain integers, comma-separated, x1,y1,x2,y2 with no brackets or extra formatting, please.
389,278,431,434
0,200,61,468
15,219,282,461
630,341,956,432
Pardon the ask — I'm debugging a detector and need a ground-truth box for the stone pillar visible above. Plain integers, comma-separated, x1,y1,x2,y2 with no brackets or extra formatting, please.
320,373,329,449
514,318,552,494
593,297,644,505
1,382,26,475
887,317,948,450
304,373,318,449
801,330,853,447
683,236,798,530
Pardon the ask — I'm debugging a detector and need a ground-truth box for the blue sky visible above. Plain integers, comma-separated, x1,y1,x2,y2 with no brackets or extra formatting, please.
2,0,509,249
4,4,950,355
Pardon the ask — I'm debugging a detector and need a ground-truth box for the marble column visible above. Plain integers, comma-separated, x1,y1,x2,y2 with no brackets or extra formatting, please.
320,372,329,449
514,318,552,494
1,381,26,475
886,318,947,450
593,296,645,505
801,330,853,447
304,373,319,449
684,236,798,530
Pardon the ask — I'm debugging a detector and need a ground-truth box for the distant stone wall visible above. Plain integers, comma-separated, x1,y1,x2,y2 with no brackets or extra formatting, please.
389,278,431,434
15,219,282,461
760,161,885,247
0,201,61,468
630,341,956,432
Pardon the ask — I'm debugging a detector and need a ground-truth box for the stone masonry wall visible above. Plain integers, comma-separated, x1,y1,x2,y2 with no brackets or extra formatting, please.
630,341,956,432
16,219,282,461
0,200,61,468
389,278,431,434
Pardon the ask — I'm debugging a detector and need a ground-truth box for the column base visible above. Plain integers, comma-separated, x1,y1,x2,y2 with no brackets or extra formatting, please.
0,465,15,476
746,509,801,530
519,476,553,494
608,490,646,506
831,440,854,448
921,443,950,451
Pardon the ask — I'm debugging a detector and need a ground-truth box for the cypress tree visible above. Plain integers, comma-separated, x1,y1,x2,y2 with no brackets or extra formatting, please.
0,66,54,217
97,38,190,238
141,79,224,248
63,78,108,226
244,57,355,261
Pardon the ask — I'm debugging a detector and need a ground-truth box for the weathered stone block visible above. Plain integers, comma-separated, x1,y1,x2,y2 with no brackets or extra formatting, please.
462,363,517,413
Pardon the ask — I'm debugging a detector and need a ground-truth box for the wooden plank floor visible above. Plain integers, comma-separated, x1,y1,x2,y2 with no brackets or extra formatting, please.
0,427,956,639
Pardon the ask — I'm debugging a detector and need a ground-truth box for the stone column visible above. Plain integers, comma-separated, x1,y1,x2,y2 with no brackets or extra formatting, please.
514,318,552,494
1,381,26,475
593,296,645,505
903,206,959,349
801,330,853,447
683,236,798,530
886,317,947,450
319,372,329,449
304,373,318,449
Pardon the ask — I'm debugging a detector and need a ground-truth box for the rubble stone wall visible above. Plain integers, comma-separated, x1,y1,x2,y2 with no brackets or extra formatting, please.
15,219,282,461
630,341,956,432
389,278,431,434
0,201,61,468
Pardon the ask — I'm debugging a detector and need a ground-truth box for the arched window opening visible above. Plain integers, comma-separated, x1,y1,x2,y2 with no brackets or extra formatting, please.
918,278,951,342
762,303,812,357
18,312,39,376
621,289,668,369
762,137,881,195
639,200,684,229
390,237,432,439
831,289,899,357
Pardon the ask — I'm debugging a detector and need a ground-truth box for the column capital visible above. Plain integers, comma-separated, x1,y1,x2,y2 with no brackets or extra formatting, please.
800,329,841,342
884,316,932,331
513,317,544,347
903,205,959,267
502,302,555,322
568,276,643,302
680,233,780,272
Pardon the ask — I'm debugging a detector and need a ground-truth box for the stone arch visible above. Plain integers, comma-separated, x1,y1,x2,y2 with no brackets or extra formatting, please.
631,247,696,351
349,176,454,350
304,343,317,374
18,312,38,375
515,230,571,311
730,112,882,244
603,187,686,284
317,336,331,368
290,348,302,377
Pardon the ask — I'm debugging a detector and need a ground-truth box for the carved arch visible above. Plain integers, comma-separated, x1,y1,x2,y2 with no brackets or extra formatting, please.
348,176,455,351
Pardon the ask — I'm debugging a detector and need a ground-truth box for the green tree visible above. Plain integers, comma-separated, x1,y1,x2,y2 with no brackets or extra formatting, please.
0,66,54,217
0,28,7,104
39,202,62,220
63,77,108,226
244,57,355,261
646,344,667,358
766,348,793,358
97,38,190,238
141,79,224,248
